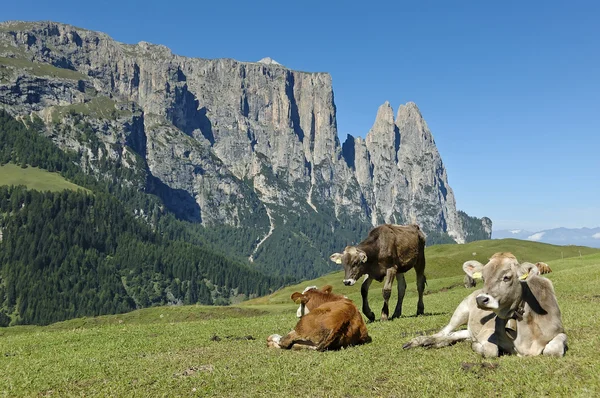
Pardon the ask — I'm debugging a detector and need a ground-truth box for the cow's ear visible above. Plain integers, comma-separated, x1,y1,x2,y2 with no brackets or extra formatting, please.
357,250,367,263
330,253,343,264
321,285,333,294
463,260,484,279
518,262,539,281
291,292,308,304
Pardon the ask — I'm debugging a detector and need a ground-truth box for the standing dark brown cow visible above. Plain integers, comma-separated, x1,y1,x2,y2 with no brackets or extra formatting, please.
330,224,427,322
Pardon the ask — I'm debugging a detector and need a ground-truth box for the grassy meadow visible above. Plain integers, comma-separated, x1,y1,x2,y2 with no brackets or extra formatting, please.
0,163,87,192
1,242,600,397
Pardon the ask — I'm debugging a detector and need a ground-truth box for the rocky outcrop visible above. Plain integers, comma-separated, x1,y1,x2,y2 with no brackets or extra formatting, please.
339,101,470,242
0,21,490,253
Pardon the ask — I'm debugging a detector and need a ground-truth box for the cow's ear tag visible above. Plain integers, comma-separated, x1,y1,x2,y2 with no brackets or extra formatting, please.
335,258,343,264
472,272,482,279
519,272,529,280
294,298,303,304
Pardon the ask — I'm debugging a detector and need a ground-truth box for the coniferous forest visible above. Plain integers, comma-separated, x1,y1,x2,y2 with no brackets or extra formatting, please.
0,111,286,326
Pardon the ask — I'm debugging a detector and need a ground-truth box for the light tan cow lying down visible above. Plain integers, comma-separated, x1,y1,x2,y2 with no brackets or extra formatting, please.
404,252,567,357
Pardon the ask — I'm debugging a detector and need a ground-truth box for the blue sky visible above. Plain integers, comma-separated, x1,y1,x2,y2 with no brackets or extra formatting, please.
3,0,599,231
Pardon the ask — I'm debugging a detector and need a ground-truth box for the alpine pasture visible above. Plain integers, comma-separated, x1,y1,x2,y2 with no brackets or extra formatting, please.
1,241,599,397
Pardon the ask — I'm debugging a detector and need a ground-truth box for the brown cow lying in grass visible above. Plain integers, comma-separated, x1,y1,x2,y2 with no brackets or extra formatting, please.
267,285,371,351
404,253,567,357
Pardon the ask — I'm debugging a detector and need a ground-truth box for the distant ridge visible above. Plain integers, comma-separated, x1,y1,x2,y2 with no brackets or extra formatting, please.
494,227,600,248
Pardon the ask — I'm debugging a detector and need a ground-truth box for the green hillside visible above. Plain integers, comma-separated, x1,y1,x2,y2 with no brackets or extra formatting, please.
1,251,599,396
0,163,87,192
244,238,600,306
0,111,287,326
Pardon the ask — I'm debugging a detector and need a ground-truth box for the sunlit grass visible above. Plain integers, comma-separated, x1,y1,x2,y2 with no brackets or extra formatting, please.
0,163,87,192
1,253,599,396
0,56,87,80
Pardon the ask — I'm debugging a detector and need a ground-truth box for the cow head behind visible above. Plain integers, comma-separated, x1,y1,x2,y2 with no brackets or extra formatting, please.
291,285,344,317
535,262,552,274
466,253,539,319
292,286,318,317
330,246,367,286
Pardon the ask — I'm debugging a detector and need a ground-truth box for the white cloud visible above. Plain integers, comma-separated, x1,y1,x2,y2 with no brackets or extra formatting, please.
592,233,600,239
527,232,546,241
510,229,522,234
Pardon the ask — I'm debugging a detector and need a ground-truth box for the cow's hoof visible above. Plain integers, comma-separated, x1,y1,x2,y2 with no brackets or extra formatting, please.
380,314,389,322
266,334,282,349
403,336,427,349
365,312,376,323
403,341,415,349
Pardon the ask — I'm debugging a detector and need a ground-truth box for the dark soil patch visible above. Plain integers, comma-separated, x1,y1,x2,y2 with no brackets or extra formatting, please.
461,362,500,373
424,283,463,295
173,365,214,377
210,335,255,342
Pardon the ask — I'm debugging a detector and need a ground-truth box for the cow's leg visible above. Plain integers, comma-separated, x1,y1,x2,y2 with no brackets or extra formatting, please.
277,330,318,350
361,276,376,322
403,329,472,349
472,319,511,358
403,296,471,349
290,344,319,351
471,341,499,358
390,272,406,319
267,334,282,348
542,333,567,357
381,268,397,321
416,271,426,316
437,296,470,335
315,324,346,351
415,254,427,316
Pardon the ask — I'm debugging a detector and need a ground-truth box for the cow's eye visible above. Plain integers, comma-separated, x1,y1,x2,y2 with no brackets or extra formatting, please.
503,275,511,282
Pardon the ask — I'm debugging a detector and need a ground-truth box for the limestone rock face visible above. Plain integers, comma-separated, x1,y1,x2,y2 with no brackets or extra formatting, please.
0,21,490,248
395,102,465,242
340,101,470,242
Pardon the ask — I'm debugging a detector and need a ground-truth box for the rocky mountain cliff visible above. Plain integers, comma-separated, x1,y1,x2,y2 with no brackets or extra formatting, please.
0,21,491,278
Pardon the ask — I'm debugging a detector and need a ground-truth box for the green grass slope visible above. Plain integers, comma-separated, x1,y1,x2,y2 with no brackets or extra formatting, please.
1,251,599,396
0,163,87,192
0,56,88,81
245,238,600,306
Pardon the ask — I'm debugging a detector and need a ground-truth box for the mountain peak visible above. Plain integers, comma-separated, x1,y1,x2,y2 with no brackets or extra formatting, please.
257,57,283,66
397,101,423,120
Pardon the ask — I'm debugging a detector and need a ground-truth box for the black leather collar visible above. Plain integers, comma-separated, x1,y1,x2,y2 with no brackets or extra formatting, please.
512,299,525,321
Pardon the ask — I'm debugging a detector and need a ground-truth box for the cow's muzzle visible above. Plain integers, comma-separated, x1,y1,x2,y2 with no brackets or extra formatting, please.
343,279,356,286
476,294,499,310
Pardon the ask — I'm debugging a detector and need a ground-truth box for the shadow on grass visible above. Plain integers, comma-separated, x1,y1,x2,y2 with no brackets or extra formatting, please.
364,311,448,323
396,311,448,319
